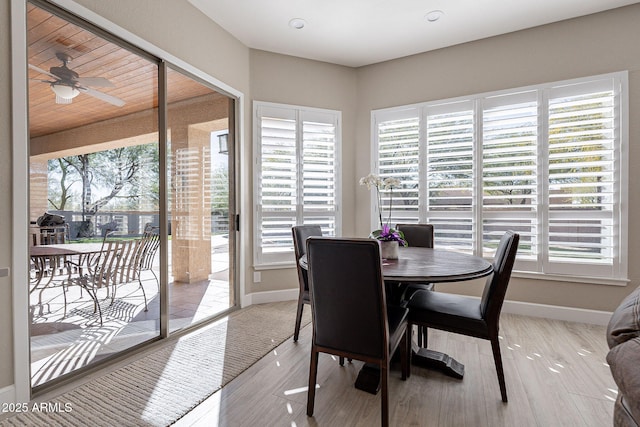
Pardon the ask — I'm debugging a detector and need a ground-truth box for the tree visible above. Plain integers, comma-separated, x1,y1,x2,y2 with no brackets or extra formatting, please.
48,158,78,210
48,143,159,235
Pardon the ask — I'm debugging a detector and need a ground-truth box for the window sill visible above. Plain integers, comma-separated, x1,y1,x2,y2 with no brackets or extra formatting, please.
512,271,629,287
253,262,296,271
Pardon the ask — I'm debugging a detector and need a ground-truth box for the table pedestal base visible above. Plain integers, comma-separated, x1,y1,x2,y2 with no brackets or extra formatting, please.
411,348,464,379
354,347,465,394
354,364,381,395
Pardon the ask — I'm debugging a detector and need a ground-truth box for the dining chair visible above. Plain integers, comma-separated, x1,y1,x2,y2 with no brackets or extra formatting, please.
395,223,435,347
291,225,323,342
407,231,519,402
108,238,149,312
65,239,124,325
138,225,160,290
306,237,410,427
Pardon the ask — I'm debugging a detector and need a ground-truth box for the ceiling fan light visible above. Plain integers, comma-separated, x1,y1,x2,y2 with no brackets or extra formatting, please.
50,84,80,100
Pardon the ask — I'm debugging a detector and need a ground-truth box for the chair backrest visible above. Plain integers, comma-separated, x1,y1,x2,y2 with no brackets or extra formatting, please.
480,231,520,323
88,240,124,289
292,225,323,292
112,239,145,284
307,237,388,360
395,223,434,248
139,226,160,271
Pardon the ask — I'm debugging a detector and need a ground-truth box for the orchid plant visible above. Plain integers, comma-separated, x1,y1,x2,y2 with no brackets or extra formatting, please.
359,173,407,246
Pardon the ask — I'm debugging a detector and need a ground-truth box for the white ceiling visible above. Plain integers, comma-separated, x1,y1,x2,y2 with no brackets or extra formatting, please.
189,0,640,67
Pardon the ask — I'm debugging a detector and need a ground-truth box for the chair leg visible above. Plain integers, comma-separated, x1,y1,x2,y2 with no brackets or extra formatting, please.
294,297,305,342
307,349,319,416
137,277,149,311
402,327,410,380
490,335,508,402
381,361,389,427
421,326,428,348
339,356,344,366
82,283,103,326
61,281,68,318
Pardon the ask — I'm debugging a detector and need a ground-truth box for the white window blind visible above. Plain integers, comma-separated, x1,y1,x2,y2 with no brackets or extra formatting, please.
376,110,420,226
545,80,618,277
481,92,538,262
254,102,341,267
425,101,475,252
372,72,627,281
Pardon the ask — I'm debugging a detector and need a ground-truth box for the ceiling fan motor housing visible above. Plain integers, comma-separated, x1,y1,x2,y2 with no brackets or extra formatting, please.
49,65,79,84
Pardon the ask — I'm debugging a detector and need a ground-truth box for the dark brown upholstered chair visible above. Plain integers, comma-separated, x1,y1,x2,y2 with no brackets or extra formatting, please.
306,237,410,427
396,223,434,248
292,225,323,342
407,231,519,402
395,223,435,346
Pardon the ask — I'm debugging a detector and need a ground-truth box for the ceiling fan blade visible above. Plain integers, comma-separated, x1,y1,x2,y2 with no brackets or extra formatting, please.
78,86,126,107
76,76,114,88
28,63,58,80
29,78,55,84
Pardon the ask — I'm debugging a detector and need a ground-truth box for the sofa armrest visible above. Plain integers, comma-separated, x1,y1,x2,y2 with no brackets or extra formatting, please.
607,338,640,424
607,286,640,349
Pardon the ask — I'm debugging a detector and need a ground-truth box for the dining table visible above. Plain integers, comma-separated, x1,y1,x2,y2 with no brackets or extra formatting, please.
299,245,494,394
29,242,105,309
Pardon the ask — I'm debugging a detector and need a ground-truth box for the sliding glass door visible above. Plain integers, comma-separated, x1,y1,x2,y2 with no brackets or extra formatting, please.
26,0,237,391
165,67,236,332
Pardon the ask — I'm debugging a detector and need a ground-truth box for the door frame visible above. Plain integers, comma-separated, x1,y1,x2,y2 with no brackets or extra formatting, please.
10,0,246,403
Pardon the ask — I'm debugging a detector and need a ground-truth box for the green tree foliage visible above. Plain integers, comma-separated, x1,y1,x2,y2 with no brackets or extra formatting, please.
47,143,159,218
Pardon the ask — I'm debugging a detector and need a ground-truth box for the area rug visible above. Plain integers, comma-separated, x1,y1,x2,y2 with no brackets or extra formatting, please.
0,301,311,427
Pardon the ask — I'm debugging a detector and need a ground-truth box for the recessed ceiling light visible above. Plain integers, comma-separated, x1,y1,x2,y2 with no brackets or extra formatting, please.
289,18,306,30
425,10,444,23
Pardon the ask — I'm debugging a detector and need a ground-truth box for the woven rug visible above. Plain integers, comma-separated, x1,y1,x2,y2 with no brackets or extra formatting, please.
1,301,310,427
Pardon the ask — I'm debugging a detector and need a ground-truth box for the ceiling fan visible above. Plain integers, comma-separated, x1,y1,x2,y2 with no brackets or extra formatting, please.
29,52,126,107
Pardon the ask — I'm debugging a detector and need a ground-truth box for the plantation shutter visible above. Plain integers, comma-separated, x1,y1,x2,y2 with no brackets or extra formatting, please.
254,103,341,266
425,101,475,252
301,112,338,236
376,109,421,226
545,79,618,277
481,92,538,264
256,106,297,264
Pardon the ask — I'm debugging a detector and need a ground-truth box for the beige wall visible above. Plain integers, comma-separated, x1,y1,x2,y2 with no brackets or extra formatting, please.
4,0,640,394
355,4,640,311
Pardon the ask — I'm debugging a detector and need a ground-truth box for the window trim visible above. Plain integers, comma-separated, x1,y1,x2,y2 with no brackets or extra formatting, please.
253,101,342,269
370,72,629,284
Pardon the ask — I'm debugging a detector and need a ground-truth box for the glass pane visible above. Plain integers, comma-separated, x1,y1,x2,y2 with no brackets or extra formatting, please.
167,67,235,332
28,2,159,388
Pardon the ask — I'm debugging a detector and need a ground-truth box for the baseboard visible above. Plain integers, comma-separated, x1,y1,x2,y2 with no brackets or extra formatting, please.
0,384,16,407
502,300,613,326
243,289,613,325
244,289,299,306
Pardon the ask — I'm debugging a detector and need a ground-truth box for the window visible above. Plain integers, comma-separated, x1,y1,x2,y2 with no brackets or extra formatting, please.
254,102,341,267
372,72,628,281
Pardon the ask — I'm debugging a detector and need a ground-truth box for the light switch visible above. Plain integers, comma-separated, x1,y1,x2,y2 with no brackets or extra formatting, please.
0,267,9,278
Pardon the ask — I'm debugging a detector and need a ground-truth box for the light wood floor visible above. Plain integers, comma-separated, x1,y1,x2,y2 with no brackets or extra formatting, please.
176,312,616,427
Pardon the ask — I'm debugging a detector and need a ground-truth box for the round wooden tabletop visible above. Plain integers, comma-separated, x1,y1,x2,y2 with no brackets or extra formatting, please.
299,246,493,283
381,246,493,283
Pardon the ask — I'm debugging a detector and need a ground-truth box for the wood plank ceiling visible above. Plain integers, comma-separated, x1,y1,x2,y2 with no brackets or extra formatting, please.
27,3,215,139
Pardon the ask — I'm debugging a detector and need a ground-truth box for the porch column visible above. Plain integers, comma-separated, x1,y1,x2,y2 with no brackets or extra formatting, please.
170,125,212,283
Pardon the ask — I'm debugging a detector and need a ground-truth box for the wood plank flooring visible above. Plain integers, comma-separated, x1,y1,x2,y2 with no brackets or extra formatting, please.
175,312,616,427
